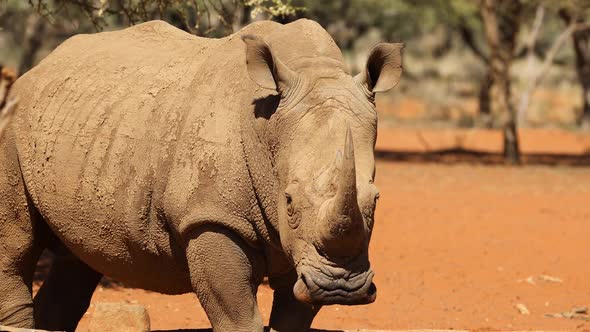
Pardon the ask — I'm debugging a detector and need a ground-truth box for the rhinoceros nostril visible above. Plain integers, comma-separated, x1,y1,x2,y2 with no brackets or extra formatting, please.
368,282,376,296
365,282,377,303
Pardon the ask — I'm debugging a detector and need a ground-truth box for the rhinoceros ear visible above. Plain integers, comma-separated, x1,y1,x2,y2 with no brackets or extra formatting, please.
241,34,297,92
355,43,404,93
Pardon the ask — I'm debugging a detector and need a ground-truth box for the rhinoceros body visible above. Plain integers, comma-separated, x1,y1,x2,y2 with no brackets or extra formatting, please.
0,19,402,332
12,20,283,294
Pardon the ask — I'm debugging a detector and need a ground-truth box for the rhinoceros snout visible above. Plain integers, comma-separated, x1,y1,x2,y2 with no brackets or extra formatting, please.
292,268,377,305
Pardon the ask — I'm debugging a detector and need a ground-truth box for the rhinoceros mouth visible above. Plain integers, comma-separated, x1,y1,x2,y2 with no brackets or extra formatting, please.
292,261,377,305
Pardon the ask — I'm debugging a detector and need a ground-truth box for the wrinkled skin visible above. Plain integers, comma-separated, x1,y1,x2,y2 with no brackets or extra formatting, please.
0,19,402,332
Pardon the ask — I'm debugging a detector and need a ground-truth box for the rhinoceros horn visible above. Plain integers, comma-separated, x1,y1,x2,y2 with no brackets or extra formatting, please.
319,127,364,257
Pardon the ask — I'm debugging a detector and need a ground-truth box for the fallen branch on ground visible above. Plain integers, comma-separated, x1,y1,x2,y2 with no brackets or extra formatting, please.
545,306,590,321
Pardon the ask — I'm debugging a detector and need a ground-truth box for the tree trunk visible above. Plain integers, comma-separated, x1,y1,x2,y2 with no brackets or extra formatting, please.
457,19,493,122
480,0,522,164
457,18,494,123
478,71,493,126
560,9,590,129
18,13,46,75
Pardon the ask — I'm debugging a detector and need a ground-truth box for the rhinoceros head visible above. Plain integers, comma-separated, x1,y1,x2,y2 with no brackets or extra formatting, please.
243,35,403,305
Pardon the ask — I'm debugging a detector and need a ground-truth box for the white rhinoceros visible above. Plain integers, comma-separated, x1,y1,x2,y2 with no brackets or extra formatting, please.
0,19,402,332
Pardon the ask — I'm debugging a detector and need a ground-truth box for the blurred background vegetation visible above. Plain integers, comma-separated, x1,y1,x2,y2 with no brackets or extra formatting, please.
1,0,590,163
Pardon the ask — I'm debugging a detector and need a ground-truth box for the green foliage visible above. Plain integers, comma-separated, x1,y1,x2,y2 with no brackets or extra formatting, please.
23,0,303,35
246,0,304,18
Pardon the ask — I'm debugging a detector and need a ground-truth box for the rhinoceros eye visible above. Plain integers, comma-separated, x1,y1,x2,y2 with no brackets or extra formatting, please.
285,193,294,217
285,192,300,228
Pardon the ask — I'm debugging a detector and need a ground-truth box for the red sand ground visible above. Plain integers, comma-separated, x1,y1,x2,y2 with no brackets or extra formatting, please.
65,157,590,331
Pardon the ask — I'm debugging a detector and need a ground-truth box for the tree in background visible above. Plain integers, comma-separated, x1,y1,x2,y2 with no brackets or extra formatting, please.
480,0,523,164
17,9,45,75
1,1,42,75
477,0,589,163
559,2,590,129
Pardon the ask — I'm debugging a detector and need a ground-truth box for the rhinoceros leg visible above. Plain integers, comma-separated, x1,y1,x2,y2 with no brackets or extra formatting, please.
0,210,42,329
268,281,321,332
0,128,44,328
185,225,265,332
33,245,102,332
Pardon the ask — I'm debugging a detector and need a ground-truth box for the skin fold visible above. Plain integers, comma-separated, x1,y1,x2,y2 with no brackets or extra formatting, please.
0,19,402,332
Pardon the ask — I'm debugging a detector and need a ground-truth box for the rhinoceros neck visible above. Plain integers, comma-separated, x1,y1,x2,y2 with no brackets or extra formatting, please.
240,117,282,251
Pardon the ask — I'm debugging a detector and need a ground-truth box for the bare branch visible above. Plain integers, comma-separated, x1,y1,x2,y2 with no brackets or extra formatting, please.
458,18,489,64
533,21,577,90
525,5,545,52
517,9,578,125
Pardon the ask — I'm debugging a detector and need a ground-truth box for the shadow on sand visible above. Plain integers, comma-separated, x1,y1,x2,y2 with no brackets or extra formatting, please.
375,148,590,166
